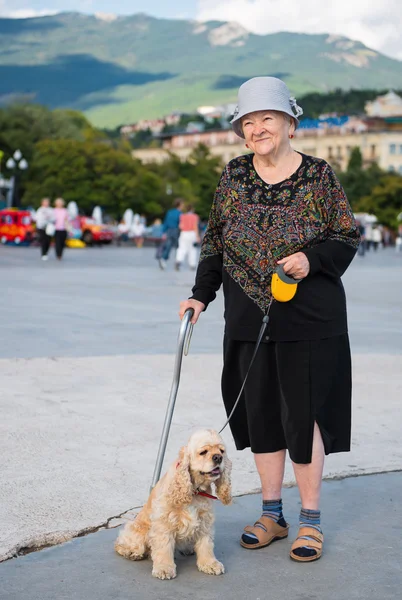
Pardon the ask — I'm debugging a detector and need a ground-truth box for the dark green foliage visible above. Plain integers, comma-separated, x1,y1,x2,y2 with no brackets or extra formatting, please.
0,104,89,162
356,175,402,228
299,89,402,118
22,138,169,219
338,147,402,228
129,129,160,149
338,147,380,206
148,144,223,220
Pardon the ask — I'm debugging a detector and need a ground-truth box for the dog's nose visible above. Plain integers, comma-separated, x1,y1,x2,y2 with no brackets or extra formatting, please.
212,454,223,464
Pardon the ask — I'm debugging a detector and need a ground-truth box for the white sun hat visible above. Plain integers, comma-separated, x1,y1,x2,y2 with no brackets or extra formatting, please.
231,76,304,139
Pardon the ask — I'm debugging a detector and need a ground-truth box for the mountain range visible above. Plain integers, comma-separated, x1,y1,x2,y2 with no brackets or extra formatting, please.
1,12,402,127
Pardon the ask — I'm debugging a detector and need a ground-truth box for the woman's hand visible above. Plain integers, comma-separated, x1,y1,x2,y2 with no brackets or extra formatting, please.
179,299,205,324
277,252,310,279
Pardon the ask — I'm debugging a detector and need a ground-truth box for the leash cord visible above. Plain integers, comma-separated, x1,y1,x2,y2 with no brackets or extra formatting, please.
219,300,273,434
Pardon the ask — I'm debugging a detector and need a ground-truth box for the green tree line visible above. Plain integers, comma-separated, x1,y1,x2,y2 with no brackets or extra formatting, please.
1,103,401,228
299,88,402,119
338,147,402,229
0,104,222,220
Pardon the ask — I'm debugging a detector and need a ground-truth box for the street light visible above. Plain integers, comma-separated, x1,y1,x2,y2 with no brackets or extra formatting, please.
6,149,29,208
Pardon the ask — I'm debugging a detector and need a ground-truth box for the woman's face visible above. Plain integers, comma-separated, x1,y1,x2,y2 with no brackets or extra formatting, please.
241,110,294,157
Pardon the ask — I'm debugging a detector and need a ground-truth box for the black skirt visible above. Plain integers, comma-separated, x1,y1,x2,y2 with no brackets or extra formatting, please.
221,334,352,464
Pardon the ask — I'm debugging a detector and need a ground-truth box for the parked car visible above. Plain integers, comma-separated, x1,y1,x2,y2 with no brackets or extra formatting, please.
68,216,114,245
80,217,114,245
0,209,34,244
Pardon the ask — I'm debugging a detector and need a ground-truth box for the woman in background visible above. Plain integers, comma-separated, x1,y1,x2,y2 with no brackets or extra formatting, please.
35,197,54,261
53,197,69,260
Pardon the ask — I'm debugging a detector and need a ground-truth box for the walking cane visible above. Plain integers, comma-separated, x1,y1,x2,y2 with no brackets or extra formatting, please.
150,308,194,491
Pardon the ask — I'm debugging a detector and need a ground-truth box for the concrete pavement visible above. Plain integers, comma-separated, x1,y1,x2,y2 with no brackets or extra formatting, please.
1,244,401,597
1,350,401,562
1,472,401,600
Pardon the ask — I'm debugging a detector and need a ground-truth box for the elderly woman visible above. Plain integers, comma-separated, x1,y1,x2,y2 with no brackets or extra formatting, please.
179,77,360,562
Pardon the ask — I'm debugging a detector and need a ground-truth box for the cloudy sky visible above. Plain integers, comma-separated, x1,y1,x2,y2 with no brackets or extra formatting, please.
1,0,401,60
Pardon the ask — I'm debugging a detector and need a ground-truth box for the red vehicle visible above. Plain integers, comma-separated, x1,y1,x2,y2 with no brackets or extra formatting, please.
79,217,114,245
0,209,34,244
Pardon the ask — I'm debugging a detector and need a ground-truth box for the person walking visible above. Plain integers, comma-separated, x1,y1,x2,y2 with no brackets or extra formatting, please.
53,197,69,260
179,77,360,562
175,205,201,271
158,198,184,269
130,214,145,248
356,220,366,257
371,226,382,251
35,197,54,261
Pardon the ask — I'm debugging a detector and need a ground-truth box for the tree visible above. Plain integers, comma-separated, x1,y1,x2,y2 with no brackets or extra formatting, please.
0,104,107,201
299,89,402,119
356,174,402,228
184,145,223,219
23,138,165,218
338,147,383,209
0,104,103,163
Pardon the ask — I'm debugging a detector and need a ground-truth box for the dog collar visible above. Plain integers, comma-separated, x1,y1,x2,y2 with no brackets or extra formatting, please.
195,491,218,500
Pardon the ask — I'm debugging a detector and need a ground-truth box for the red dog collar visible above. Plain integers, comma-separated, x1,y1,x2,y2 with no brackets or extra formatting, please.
195,490,218,500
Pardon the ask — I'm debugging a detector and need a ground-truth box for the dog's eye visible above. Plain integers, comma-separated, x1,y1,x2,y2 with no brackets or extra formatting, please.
220,449,225,454
199,450,208,456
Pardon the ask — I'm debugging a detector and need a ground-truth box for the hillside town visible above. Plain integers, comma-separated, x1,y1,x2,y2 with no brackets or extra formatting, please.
127,91,402,175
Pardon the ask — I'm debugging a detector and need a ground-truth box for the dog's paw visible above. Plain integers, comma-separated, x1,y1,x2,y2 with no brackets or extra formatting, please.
197,559,225,575
114,543,146,561
152,564,177,580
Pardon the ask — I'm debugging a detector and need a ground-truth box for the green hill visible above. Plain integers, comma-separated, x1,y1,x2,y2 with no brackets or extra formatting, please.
1,12,402,127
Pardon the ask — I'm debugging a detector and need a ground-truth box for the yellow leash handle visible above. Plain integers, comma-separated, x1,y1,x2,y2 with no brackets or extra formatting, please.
271,265,301,302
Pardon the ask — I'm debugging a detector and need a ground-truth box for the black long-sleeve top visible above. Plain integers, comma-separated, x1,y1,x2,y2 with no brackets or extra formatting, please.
191,153,360,342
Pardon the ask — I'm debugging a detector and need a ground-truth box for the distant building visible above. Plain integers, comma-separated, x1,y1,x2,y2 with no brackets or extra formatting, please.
133,128,243,165
132,116,402,175
185,122,205,133
121,113,181,136
197,103,237,120
365,91,402,118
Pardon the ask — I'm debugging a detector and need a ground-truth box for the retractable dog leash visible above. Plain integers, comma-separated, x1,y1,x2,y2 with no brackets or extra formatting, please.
219,265,301,433
151,266,300,488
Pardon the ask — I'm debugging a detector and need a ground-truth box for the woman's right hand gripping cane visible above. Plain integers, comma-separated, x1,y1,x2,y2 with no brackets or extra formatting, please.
179,299,205,325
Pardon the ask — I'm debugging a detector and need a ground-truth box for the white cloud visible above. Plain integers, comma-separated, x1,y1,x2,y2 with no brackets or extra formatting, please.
0,8,58,18
196,0,402,60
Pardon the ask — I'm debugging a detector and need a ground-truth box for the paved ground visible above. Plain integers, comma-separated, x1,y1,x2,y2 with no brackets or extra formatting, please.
1,244,401,597
1,472,401,600
2,244,402,357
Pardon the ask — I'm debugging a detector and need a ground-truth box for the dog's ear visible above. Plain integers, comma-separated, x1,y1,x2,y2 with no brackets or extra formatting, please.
214,453,232,505
168,446,193,507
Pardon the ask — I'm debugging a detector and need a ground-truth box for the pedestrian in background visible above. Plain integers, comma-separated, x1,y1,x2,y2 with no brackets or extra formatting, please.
158,198,184,270
356,220,366,257
371,226,382,251
131,214,145,248
117,218,130,245
35,197,54,261
175,205,201,271
53,197,69,260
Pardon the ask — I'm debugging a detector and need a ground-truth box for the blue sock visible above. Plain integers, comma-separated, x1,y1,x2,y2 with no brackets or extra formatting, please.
242,499,286,545
292,508,322,558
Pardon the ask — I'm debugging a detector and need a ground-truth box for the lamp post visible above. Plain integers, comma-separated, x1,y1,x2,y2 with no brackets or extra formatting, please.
6,149,29,208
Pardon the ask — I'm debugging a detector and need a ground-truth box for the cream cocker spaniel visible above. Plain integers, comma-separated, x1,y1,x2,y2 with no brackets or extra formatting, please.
115,429,232,579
